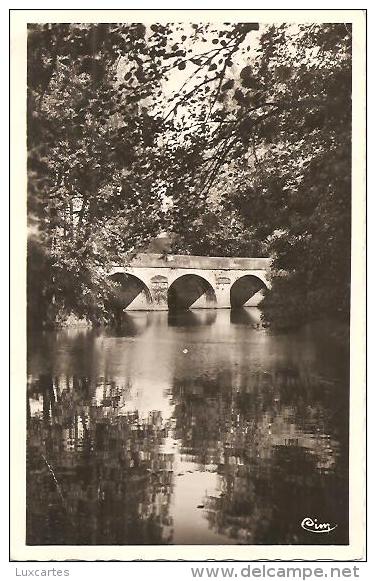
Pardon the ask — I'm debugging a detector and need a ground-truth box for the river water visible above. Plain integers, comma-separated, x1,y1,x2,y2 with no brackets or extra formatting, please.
26,308,349,546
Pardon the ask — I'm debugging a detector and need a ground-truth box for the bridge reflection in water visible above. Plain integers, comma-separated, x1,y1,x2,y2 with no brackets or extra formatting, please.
26,309,349,546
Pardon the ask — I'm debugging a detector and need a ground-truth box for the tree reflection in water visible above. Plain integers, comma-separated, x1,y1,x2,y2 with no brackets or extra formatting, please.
26,311,349,545
171,367,348,545
27,375,174,545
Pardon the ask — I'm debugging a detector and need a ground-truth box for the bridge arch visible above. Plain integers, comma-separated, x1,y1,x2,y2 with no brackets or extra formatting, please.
167,274,217,310
109,272,153,311
230,274,268,308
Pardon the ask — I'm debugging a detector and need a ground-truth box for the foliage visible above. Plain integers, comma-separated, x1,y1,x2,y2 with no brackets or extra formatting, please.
27,22,260,325
229,24,352,326
27,22,352,328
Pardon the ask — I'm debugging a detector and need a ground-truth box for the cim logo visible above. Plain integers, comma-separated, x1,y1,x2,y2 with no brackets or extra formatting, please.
301,517,337,534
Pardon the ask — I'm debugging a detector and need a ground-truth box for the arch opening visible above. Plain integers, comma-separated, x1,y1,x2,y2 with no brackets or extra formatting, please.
109,273,152,312
168,274,217,311
230,275,267,308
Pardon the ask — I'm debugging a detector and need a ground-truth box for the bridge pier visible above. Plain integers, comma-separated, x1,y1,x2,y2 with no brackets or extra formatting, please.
214,278,232,309
149,275,169,310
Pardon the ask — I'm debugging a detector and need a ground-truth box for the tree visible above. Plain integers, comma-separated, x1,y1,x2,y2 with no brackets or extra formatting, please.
167,23,351,326
228,24,352,326
27,22,352,328
27,22,263,325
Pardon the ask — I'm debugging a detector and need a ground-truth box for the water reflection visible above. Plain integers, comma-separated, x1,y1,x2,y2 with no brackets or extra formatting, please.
230,307,263,327
168,309,217,327
27,309,349,545
107,311,152,337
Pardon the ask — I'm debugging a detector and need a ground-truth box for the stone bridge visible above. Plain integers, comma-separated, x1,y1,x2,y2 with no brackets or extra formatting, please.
109,253,271,311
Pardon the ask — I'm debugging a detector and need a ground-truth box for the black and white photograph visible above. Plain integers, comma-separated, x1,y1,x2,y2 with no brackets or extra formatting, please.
10,8,366,561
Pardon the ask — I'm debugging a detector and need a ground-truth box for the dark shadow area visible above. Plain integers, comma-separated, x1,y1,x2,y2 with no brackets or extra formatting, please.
230,275,267,308
168,275,217,310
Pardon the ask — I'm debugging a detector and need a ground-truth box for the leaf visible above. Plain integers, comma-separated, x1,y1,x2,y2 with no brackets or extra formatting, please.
241,23,259,33
240,65,259,89
222,79,234,90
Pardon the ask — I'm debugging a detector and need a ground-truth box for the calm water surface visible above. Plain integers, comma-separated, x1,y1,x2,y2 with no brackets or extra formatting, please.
27,308,349,545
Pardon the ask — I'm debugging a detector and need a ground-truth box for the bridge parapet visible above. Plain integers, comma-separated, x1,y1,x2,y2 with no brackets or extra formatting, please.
122,253,272,271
